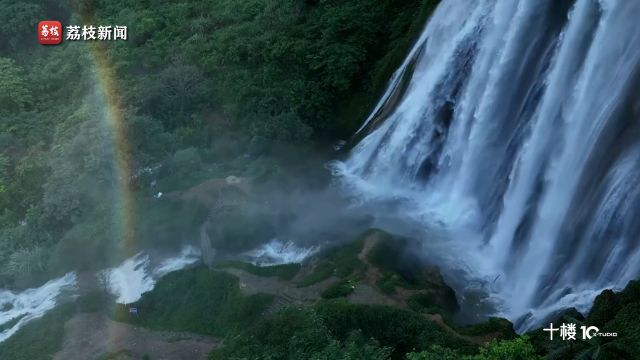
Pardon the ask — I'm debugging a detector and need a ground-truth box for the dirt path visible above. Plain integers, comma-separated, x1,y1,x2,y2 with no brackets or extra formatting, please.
54,313,221,360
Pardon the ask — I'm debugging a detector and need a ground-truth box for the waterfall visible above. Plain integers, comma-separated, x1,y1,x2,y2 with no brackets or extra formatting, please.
101,245,201,304
333,0,640,331
0,273,77,342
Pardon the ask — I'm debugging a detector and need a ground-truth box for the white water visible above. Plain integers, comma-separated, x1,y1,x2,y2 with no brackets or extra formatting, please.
243,239,317,266
102,245,201,304
0,245,201,343
0,273,77,342
334,0,640,331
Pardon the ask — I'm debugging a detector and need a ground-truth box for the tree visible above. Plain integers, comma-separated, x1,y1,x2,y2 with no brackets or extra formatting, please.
0,58,32,116
0,1,42,52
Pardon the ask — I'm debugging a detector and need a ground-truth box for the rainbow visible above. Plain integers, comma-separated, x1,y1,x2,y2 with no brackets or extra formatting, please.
84,35,144,353
89,41,137,256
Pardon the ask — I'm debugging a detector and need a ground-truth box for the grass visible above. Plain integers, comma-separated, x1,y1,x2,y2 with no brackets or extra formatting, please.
213,260,301,280
113,267,273,337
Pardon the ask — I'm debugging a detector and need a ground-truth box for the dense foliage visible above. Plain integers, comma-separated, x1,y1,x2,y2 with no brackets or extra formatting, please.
211,300,476,360
0,0,438,287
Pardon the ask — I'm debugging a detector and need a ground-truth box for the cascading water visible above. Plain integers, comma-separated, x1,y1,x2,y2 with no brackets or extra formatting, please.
333,0,640,331
102,245,201,304
0,245,201,343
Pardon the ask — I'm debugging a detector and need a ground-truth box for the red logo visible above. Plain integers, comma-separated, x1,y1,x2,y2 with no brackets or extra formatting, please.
38,20,62,45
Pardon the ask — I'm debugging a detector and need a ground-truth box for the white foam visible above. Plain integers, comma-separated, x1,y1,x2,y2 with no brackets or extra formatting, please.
243,239,317,266
102,245,201,304
153,245,201,277
101,253,155,304
0,272,77,343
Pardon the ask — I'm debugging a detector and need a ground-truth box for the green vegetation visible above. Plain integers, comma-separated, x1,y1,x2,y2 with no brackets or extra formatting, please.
406,292,450,317
321,279,357,299
376,273,402,294
526,280,640,359
367,232,422,291
456,317,516,340
297,238,365,286
113,267,273,336
407,337,542,360
367,230,459,315
0,291,112,360
0,0,440,288
6,1,640,360
0,304,73,360
211,300,477,360
213,260,301,280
